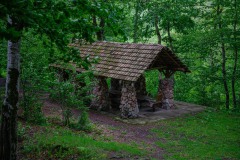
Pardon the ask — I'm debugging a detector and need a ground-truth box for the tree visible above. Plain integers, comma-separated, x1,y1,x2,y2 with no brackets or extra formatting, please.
0,14,23,160
91,0,128,41
0,0,101,159
216,0,230,109
173,0,240,109
229,0,239,109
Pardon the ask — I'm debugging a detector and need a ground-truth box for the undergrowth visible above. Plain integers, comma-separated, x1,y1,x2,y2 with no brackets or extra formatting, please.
21,124,145,160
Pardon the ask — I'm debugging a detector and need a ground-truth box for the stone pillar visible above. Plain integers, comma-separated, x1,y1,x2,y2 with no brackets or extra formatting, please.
119,81,139,118
135,74,147,96
110,78,121,91
158,78,174,109
90,76,110,111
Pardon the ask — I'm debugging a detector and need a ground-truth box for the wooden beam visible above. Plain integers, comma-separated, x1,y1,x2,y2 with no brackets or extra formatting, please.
162,69,175,78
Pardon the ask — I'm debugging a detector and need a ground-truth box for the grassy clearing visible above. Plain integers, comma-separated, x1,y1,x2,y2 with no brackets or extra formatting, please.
152,110,240,160
21,124,145,160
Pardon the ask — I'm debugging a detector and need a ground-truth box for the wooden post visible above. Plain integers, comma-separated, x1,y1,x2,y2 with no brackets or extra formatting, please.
119,80,139,118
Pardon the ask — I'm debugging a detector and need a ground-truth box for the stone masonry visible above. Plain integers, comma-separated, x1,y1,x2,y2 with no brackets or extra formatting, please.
90,77,110,111
158,78,174,109
119,81,139,118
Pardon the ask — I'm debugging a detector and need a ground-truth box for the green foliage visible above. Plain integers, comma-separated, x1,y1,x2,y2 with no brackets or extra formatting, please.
19,31,52,124
141,0,240,109
76,110,92,132
23,126,145,159
17,123,26,140
17,123,31,141
0,40,7,77
144,70,159,98
50,79,76,126
20,95,46,125
50,71,94,128
152,110,240,159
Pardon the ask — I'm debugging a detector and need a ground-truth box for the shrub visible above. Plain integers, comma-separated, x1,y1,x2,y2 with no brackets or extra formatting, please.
50,71,94,130
20,94,46,125
76,110,92,131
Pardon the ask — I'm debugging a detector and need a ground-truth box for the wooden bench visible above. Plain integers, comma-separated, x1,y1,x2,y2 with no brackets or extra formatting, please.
137,95,162,112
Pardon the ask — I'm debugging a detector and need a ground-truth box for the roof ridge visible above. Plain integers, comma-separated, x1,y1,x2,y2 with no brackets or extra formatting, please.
94,41,164,47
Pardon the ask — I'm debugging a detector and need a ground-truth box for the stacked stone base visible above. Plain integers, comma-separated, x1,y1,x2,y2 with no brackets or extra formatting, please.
159,78,174,109
119,81,139,118
90,77,110,111
90,75,175,118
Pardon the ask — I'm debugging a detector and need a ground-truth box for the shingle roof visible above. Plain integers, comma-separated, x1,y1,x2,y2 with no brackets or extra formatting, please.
56,41,190,81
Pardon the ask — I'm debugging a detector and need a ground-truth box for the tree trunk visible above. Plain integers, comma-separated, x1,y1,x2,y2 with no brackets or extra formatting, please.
93,15,105,41
0,17,21,160
154,15,161,44
92,15,97,28
220,41,229,109
231,0,238,109
217,4,230,109
133,0,140,43
167,21,174,52
97,18,105,41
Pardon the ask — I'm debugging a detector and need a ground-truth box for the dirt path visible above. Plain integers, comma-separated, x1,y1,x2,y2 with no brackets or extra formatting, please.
43,99,165,159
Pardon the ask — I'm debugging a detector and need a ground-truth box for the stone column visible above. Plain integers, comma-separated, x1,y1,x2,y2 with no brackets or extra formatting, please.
119,81,139,118
135,74,147,96
90,76,110,111
158,78,174,109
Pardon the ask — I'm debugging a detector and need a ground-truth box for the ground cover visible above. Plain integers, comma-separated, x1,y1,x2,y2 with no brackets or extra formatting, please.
152,110,240,159
15,99,240,160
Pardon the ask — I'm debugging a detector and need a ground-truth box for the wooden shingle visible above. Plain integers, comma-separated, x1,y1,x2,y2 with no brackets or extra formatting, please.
66,41,190,81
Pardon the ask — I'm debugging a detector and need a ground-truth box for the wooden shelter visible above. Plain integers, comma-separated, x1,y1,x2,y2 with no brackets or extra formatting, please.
53,41,190,118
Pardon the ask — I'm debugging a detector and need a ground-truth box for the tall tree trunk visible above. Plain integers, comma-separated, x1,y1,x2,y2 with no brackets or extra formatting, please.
0,17,21,160
133,0,140,43
93,15,105,41
231,0,238,109
154,15,161,44
97,18,105,41
217,4,230,109
92,15,97,27
167,21,174,52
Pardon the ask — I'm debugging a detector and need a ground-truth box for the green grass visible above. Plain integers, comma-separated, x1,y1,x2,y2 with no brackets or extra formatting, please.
152,110,240,160
23,125,145,160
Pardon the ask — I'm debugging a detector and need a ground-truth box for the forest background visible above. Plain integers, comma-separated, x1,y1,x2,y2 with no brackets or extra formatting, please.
0,0,239,159
1,0,239,109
